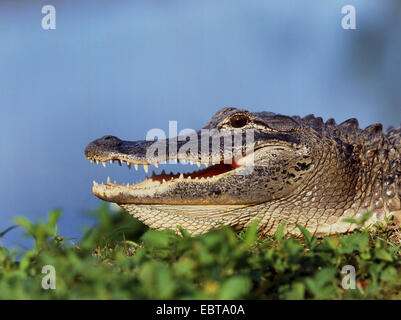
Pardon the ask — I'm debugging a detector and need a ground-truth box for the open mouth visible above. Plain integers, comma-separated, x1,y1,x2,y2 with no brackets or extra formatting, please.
84,132,256,205
86,155,250,193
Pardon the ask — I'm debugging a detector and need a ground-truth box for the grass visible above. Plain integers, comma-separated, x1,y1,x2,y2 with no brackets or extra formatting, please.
1,204,401,299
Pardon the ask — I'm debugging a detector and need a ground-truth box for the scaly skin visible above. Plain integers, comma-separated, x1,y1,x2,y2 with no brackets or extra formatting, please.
84,107,401,237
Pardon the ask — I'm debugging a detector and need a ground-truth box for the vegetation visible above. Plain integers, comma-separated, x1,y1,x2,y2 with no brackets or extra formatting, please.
0,204,401,299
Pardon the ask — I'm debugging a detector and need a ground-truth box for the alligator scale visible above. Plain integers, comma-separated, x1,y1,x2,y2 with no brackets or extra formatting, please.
84,107,401,237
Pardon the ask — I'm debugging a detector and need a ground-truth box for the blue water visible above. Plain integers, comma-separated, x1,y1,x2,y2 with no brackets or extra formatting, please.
1,0,400,248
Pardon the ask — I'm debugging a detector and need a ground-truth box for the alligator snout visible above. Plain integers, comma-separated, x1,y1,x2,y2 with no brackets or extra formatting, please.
84,135,123,159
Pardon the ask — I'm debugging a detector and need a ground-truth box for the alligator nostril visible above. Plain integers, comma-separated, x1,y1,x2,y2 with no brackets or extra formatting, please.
100,135,122,143
97,135,122,147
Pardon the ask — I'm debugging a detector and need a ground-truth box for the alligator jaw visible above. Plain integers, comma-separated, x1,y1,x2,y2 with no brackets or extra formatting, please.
85,149,253,205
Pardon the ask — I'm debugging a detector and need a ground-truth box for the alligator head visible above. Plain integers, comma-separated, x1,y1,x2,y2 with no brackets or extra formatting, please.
84,107,401,236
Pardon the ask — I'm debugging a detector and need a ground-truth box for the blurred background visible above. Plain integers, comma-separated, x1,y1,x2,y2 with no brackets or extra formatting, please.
0,0,400,248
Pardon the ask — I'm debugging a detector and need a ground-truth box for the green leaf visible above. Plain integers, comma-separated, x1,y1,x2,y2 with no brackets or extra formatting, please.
282,282,305,300
375,249,393,262
46,210,62,236
13,217,33,233
141,230,176,249
19,249,37,272
340,232,370,253
138,261,176,299
359,211,373,225
342,218,358,224
381,266,397,282
296,224,316,248
297,224,312,242
244,220,259,245
218,276,252,299
177,226,191,238
342,212,373,227
274,221,286,241
120,240,139,248
305,268,337,296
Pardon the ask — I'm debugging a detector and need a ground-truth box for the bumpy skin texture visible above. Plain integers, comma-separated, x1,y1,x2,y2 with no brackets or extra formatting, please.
85,107,401,237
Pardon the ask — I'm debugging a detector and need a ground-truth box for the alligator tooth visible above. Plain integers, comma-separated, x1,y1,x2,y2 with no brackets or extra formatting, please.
195,177,199,180
134,164,138,171
95,160,99,165
102,161,107,167
126,183,129,187
127,162,131,169
162,179,166,184
144,164,149,173
181,159,187,164
189,160,194,165
155,162,159,168
187,176,191,180
90,160,93,164
93,181,98,186
109,160,113,164
107,176,111,184
179,173,184,179
197,161,201,168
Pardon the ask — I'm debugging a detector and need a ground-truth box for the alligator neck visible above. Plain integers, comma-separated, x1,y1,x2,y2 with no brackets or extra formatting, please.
250,134,401,237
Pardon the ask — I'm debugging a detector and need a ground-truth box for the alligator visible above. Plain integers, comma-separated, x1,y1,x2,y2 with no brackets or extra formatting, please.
84,107,401,237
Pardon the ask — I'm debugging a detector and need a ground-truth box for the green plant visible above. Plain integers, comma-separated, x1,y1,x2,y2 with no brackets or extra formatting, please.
0,206,400,299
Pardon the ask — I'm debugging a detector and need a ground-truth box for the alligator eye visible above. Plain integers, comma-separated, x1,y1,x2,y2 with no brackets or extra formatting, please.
229,114,249,128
